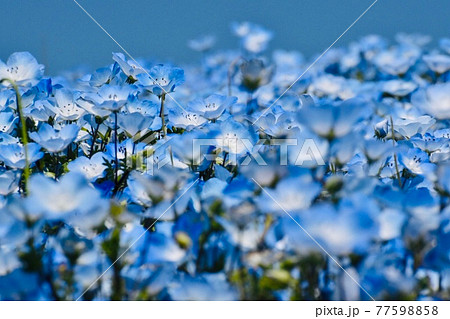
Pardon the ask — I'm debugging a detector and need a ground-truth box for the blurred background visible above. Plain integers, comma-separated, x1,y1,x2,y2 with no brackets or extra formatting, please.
1,0,449,74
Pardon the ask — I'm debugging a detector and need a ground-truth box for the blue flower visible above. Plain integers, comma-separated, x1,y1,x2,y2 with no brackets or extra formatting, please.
137,64,184,97
25,173,109,229
118,112,154,137
112,52,145,79
231,22,273,54
0,112,17,134
50,88,84,121
297,97,367,139
24,100,54,122
257,175,321,214
213,120,258,159
68,152,106,182
239,58,273,93
0,143,43,169
412,83,450,119
373,45,420,75
187,94,236,120
29,123,79,153
188,35,216,53
0,52,44,86
169,273,237,300
0,168,19,195
168,108,207,130
423,53,450,74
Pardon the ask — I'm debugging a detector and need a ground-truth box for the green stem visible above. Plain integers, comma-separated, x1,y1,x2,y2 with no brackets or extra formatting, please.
114,111,119,189
89,122,100,158
1,79,30,194
390,116,402,188
160,94,167,138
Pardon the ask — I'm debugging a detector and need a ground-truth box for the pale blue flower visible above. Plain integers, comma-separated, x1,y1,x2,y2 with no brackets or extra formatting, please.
137,64,184,97
187,94,236,120
412,83,450,119
0,143,43,169
25,173,109,229
0,169,18,196
29,123,79,153
23,99,54,122
373,45,420,75
112,52,145,79
0,52,44,86
168,108,207,130
423,53,450,74
68,152,106,182
188,35,216,52
297,98,367,139
231,22,273,54
0,112,17,134
257,175,321,214
51,88,84,121
381,80,417,97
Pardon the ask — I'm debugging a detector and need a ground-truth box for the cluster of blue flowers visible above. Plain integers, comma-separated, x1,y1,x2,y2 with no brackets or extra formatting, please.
1,22,450,300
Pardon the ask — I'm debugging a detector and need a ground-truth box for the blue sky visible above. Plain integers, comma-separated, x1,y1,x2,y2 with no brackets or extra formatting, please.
1,0,449,74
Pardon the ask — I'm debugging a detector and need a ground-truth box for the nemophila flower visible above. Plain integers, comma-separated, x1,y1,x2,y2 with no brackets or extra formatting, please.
231,22,273,54
137,64,184,97
412,83,450,119
0,169,18,196
88,65,119,87
188,35,216,53
104,138,146,161
26,172,109,224
239,58,273,93
23,99,54,122
396,33,431,48
0,132,18,145
187,94,237,120
423,53,450,74
391,115,435,138
440,38,450,54
257,175,321,214
125,95,159,117
112,52,145,80
254,110,297,137
68,152,106,181
97,85,134,113
0,52,44,86
437,165,450,194
285,200,378,256
127,167,191,207
168,108,207,130
381,80,417,97
213,120,258,158
51,88,84,120
297,98,367,140
373,45,420,75
169,273,237,301
142,232,186,264
399,148,436,179
118,112,154,137
410,133,449,154
308,74,359,100
170,130,210,167
0,143,43,169
0,112,17,134
29,123,79,153
358,35,388,61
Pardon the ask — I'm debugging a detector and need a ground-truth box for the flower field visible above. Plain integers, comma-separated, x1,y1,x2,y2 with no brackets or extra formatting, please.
1,22,450,300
